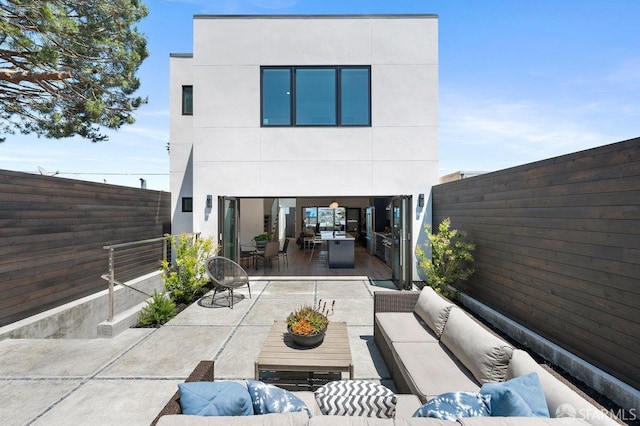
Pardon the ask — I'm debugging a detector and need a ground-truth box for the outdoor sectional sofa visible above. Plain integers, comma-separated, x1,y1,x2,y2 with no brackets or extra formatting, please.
152,286,619,426
373,287,618,426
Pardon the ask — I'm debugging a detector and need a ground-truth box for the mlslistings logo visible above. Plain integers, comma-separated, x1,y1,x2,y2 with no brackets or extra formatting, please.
555,403,577,418
555,403,638,423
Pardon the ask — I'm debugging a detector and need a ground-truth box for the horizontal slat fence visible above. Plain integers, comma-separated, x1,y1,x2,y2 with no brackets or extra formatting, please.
0,170,171,327
432,138,640,390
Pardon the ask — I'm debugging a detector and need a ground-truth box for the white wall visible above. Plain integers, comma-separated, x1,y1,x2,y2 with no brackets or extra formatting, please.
169,54,194,236
171,15,439,280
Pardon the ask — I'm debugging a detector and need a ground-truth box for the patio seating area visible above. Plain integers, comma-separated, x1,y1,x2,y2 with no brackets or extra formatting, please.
0,278,399,425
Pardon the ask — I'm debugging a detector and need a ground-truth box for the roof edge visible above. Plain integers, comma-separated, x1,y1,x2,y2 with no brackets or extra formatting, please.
169,53,193,58
194,14,437,20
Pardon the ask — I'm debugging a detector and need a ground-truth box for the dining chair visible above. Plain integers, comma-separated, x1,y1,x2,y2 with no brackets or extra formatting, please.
254,241,280,272
278,238,290,267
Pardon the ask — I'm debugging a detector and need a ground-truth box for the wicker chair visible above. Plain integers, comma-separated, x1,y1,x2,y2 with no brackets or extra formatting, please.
204,256,251,309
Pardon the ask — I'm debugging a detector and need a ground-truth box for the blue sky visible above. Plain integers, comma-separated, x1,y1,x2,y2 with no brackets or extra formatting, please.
1,0,638,190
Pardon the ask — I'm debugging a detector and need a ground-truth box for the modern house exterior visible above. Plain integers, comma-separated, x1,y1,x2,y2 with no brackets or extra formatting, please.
169,14,439,286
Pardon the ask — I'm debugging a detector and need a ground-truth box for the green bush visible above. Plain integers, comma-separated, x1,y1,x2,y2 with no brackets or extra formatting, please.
138,290,178,326
416,218,476,298
160,233,217,304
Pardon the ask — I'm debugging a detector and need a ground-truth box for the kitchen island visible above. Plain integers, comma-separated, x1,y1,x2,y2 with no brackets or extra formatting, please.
321,232,355,268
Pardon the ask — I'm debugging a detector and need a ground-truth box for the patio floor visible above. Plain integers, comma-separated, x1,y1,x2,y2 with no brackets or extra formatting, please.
0,278,401,426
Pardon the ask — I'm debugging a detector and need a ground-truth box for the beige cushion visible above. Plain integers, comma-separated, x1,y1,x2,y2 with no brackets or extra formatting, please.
458,417,593,426
156,412,309,425
413,286,454,338
440,307,513,384
308,416,394,425
375,312,438,344
508,350,619,426
393,342,480,402
394,419,454,426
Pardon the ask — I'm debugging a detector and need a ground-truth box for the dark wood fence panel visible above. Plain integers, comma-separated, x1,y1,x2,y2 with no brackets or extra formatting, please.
431,138,640,390
0,170,170,327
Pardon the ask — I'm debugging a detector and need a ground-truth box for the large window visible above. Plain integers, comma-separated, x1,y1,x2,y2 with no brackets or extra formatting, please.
261,66,370,127
182,86,193,115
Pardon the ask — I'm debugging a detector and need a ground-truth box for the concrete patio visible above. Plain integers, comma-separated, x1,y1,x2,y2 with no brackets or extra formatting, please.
0,278,400,426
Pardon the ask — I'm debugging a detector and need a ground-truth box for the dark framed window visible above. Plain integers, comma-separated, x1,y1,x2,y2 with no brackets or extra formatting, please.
261,66,370,127
182,86,193,115
181,197,193,212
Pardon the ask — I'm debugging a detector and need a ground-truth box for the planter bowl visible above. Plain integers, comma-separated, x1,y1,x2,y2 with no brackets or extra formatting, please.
287,325,326,347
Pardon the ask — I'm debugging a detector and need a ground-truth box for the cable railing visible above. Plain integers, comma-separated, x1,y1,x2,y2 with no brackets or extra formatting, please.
102,236,170,322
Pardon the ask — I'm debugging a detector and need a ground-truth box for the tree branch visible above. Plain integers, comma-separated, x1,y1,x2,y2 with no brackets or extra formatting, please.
0,69,72,83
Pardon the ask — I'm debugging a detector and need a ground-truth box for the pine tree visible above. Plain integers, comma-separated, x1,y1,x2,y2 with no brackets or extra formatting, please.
0,1,149,142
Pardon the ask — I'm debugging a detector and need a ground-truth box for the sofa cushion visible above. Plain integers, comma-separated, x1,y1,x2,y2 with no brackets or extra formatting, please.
393,342,480,401
507,350,619,426
375,312,439,344
156,411,309,426
314,380,397,418
413,286,454,338
247,380,312,417
440,307,513,384
307,416,394,425
457,417,593,426
177,381,253,416
413,391,490,420
480,372,549,417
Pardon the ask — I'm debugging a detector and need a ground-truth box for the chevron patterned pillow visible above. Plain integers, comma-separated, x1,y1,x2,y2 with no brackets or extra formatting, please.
314,380,397,418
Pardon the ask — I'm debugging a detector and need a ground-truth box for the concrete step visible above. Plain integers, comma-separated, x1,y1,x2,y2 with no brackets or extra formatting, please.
97,299,150,338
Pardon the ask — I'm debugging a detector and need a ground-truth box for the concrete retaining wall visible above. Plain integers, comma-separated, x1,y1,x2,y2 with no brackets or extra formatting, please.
0,272,164,339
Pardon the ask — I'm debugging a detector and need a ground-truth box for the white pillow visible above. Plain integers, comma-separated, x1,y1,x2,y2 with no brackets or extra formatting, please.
314,380,397,418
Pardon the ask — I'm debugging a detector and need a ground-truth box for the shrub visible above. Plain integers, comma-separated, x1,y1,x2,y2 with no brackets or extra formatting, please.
416,217,476,298
160,233,217,304
138,290,178,326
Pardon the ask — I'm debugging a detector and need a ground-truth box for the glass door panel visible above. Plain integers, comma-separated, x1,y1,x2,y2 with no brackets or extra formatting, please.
218,196,238,261
391,195,412,289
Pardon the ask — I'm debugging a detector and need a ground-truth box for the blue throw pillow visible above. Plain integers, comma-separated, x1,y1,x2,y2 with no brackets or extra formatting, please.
246,380,312,417
178,381,253,416
480,372,550,417
412,391,491,420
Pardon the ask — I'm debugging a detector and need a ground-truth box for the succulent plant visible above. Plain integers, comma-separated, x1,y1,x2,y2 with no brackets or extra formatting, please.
286,300,335,335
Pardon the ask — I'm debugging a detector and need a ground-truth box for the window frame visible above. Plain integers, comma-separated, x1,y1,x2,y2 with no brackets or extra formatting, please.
260,66,371,128
181,197,193,213
182,85,193,116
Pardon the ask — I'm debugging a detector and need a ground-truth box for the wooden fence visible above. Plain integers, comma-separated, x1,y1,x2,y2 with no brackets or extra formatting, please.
0,170,171,327
431,138,640,390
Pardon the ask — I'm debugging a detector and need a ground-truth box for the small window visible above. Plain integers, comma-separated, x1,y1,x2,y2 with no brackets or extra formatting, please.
182,86,193,115
181,197,193,212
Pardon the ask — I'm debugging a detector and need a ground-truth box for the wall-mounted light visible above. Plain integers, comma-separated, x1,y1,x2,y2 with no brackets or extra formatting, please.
418,193,424,207
329,201,339,209
206,194,212,209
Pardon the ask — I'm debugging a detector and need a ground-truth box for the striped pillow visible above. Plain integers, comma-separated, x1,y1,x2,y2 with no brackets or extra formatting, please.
314,380,397,418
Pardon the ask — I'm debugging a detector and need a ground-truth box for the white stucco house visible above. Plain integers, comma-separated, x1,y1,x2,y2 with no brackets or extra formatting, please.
169,14,439,287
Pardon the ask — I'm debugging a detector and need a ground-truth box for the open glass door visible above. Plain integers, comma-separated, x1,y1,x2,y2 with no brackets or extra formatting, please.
391,195,412,289
218,196,239,261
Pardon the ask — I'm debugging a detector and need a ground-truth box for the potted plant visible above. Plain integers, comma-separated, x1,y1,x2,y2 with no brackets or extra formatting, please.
286,300,335,347
253,233,270,249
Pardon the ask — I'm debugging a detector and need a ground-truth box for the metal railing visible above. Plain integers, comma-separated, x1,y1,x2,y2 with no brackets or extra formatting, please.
102,236,170,321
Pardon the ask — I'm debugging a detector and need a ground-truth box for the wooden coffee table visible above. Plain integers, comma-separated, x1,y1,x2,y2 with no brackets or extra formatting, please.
255,321,353,385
